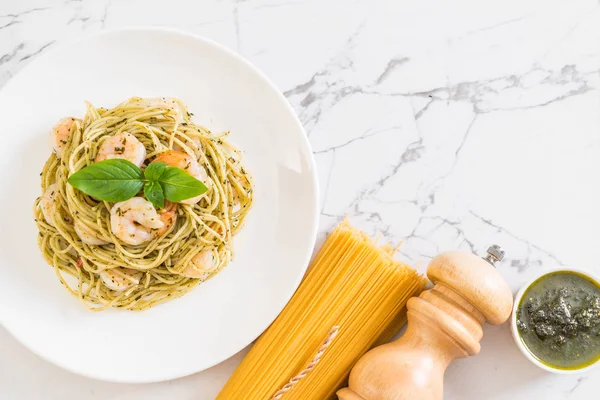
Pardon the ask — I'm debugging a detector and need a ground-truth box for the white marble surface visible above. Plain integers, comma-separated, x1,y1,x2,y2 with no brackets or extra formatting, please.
1,0,599,398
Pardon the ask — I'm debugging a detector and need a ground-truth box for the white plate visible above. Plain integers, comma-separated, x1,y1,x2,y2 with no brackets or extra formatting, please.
0,28,318,383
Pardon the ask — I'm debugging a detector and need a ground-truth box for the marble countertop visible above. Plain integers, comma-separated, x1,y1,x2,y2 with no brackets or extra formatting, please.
1,0,599,399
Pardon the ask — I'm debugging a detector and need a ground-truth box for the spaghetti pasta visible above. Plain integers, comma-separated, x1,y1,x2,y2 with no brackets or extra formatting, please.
34,97,253,311
217,219,427,400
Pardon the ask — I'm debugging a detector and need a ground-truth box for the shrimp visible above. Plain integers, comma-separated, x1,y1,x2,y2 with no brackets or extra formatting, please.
51,117,77,158
74,220,109,245
151,150,209,205
154,201,178,237
40,184,59,227
100,267,143,292
95,132,146,168
110,197,165,245
180,249,218,279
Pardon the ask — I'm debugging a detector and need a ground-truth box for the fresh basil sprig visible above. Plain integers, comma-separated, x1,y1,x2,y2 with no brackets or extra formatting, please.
67,159,208,208
144,180,165,208
66,159,144,202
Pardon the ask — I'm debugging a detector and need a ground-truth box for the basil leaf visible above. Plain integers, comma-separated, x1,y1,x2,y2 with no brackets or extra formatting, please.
144,181,165,209
158,166,208,202
144,162,167,181
67,159,144,202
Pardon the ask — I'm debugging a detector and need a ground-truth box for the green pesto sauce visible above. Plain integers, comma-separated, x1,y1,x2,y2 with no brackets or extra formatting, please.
516,271,600,369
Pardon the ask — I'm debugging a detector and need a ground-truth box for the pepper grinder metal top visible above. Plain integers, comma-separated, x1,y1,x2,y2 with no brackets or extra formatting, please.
483,244,505,267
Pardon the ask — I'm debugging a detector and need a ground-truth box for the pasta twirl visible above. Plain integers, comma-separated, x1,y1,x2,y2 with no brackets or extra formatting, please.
34,97,252,311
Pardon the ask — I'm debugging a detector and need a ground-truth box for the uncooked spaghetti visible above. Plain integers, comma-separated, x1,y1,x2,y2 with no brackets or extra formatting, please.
34,97,253,311
217,219,427,399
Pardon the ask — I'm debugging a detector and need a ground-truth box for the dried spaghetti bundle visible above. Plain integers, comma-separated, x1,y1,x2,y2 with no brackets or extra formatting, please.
217,219,427,399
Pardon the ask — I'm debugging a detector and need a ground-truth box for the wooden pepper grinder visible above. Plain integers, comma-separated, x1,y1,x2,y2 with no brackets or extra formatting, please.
337,245,513,400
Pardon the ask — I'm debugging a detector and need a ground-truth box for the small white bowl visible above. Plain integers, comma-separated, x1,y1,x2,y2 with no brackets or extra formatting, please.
510,268,600,374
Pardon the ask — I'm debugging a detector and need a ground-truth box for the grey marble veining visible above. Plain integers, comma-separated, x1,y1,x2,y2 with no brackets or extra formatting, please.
1,0,599,399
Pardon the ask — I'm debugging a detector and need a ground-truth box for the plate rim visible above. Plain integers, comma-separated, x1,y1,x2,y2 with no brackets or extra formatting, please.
0,26,319,383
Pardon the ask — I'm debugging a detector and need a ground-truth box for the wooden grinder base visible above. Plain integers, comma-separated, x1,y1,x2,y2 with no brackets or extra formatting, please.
337,250,513,400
